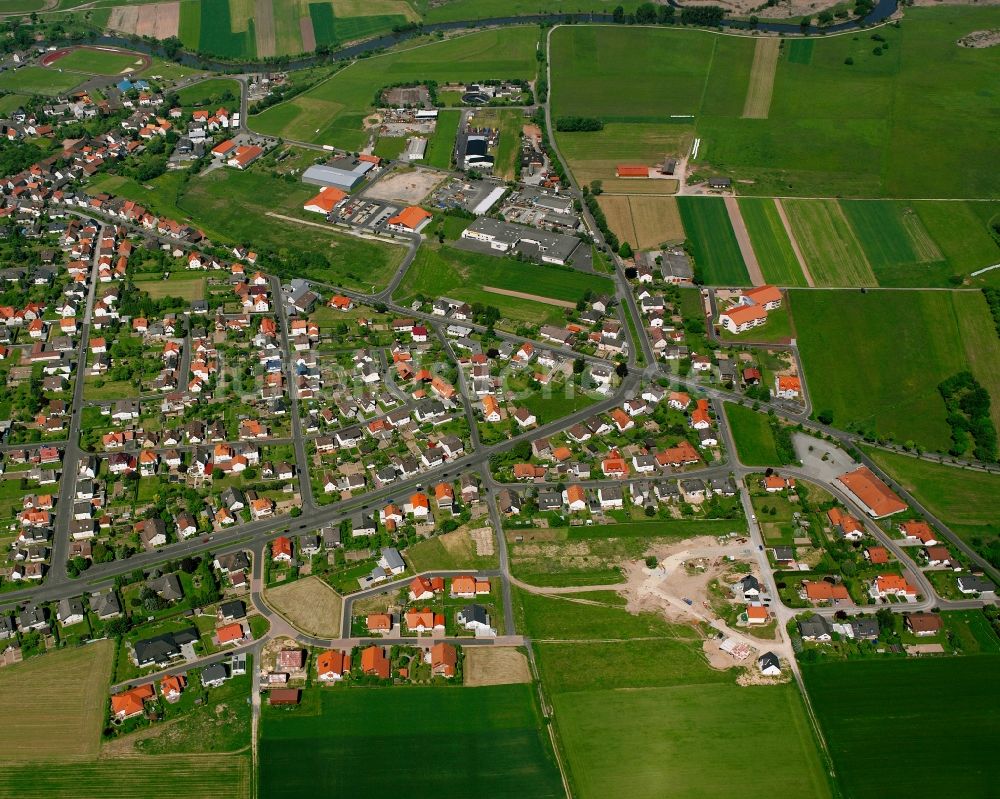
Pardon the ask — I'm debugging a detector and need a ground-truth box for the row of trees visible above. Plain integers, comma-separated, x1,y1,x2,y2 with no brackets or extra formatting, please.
938,371,998,462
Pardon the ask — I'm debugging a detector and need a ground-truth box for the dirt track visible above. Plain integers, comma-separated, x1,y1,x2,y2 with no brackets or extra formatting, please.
481,287,576,308
724,196,765,286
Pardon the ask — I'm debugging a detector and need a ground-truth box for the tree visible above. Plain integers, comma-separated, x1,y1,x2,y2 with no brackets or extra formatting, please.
290,506,302,517
615,362,629,378
817,409,834,425
573,357,586,374
612,4,625,23
618,241,633,259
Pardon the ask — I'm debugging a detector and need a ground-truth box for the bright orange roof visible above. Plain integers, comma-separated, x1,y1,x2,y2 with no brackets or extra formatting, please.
746,605,768,620
838,467,907,518
616,165,648,177
482,395,500,416
743,285,782,306
804,581,850,601
160,674,185,696
434,482,454,501
216,622,244,643
387,206,431,230
431,642,457,676
876,574,916,594
723,303,767,325
452,575,476,594
304,186,346,212
410,492,429,509
900,520,935,542
360,645,390,679
866,546,890,564
566,484,586,504
777,375,801,392
367,614,392,630
317,650,347,676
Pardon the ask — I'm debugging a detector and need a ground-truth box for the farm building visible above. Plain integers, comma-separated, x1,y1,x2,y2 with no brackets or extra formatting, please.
616,165,649,178
836,466,907,519
303,156,377,191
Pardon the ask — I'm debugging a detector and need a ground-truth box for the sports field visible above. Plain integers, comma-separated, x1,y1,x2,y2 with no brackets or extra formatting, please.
738,198,806,286
0,641,114,759
677,197,750,285
597,195,684,251
522,592,831,798
725,402,783,466
783,199,876,287
550,10,1000,198
793,289,1000,451
397,243,612,326
803,656,1000,799
865,447,1000,556
54,47,144,75
0,66,83,95
259,685,564,798
0,754,251,799
252,27,538,150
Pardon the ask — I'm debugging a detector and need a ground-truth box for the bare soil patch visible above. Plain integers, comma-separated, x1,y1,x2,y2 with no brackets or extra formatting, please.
255,0,277,58
363,167,444,203
481,286,576,308
299,15,316,54
464,647,532,687
725,195,765,286
109,2,180,38
265,576,343,637
957,28,1000,47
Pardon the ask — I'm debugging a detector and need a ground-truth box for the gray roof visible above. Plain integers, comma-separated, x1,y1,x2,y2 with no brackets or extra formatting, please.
459,604,490,625
302,158,375,190
758,651,781,671
797,616,832,638
851,618,880,639
772,546,795,561
201,662,228,683
148,573,184,602
134,628,198,666
380,547,405,571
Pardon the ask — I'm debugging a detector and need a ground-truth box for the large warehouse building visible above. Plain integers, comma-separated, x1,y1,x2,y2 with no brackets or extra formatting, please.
303,155,379,191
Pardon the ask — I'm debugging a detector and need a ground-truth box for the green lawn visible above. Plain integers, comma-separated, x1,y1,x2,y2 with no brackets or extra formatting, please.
425,109,460,169
677,197,751,285
259,685,563,798
397,242,611,326
864,447,1000,561
252,27,539,150
803,656,1000,799
783,199,877,287
0,67,83,96
739,198,806,286
175,77,241,107
198,0,255,59
0,94,28,115
725,402,782,466
520,590,832,799
54,48,144,76
794,289,1000,451
176,168,403,291
912,201,1000,285
373,135,408,160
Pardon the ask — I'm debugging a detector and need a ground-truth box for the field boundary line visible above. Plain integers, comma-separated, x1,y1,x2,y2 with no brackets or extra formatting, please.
724,195,764,285
742,37,779,119
481,286,576,308
524,643,573,799
774,198,814,286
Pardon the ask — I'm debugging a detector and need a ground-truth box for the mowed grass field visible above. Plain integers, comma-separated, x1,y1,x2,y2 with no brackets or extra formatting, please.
725,402,783,466
739,198,806,286
865,448,1000,553
550,10,1000,198
783,199,876,287
0,66,83,95
677,197,750,285
176,168,404,291
55,48,145,75
597,195,684,250
803,656,1000,799
252,27,538,150
793,289,1000,450
0,641,114,758
397,243,612,326
0,755,251,799
259,685,564,798
522,592,831,798
425,108,460,169
134,273,206,301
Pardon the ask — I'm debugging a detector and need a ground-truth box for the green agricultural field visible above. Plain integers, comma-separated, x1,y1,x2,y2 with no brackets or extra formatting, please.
803,657,1000,799
738,198,806,286
178,0,202,50
198,0,256,59
425,108,460,169
176,168,403,291
419,0,645,22
677,197,750,285
783,199,876,287
310,4,406,48
251,27,539,150
0,755,251,799
864,447,1000,560
520,592,832,798
54,48,143,76
725,402,783,466
793,289,1000,451
839,200,951,286
397,242,612,326
259,686,563,798
0,66,83,96
913,201,1000,284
